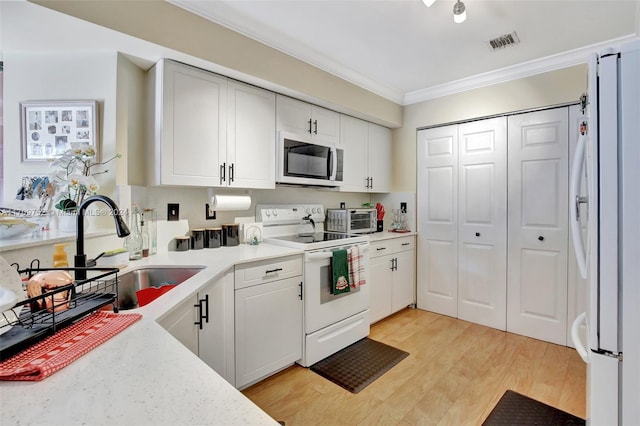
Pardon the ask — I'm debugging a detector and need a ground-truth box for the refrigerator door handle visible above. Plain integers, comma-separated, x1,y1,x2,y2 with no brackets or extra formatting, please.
571,312,590,364
569,124,589,279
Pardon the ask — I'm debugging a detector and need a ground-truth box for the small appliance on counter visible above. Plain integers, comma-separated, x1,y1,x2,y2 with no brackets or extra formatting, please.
326,208,377,234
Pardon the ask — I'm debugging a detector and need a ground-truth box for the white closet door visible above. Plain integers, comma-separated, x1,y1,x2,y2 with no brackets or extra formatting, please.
457,118,507,330
507,108,569,345
417,125,458,317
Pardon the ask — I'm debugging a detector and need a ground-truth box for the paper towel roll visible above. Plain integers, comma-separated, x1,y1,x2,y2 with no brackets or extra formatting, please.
210,194,252,211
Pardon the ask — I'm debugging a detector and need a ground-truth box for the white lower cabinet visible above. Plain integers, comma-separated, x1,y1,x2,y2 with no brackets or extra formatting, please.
369,236,416,324
234,255,303,389
198,272,236,385
158,255,304,389
157,271,235,385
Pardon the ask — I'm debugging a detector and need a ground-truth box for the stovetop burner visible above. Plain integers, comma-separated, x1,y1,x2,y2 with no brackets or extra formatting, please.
269,232,358,244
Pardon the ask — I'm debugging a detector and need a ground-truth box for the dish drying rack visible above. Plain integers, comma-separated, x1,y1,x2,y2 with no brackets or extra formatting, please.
0,265,120,360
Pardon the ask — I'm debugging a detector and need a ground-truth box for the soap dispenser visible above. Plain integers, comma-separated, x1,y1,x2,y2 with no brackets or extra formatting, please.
52,243,69,268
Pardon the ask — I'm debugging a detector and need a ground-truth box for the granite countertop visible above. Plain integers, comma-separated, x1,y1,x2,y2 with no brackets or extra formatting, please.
0,243,302,426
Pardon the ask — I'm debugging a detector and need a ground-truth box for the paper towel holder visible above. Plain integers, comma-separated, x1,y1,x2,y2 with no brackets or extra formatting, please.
206,188,251,219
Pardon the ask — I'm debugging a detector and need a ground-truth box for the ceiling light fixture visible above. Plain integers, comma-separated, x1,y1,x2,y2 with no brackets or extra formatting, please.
422,0,436,7
453,0,466,23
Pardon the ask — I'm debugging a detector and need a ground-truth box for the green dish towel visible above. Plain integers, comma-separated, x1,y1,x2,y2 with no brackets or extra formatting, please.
331,249,350,295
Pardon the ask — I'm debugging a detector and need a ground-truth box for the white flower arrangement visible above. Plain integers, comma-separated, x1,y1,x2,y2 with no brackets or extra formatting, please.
49,143,119,212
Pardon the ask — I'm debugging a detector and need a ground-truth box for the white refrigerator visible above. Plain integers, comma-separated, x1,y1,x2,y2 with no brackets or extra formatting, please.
570,39,640,425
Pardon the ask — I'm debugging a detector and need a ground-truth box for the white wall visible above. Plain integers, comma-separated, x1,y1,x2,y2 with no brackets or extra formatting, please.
393,65,588,192
2,51,118,220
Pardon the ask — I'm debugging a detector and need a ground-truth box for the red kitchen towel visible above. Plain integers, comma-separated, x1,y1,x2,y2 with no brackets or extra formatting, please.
0,311,141,381
348,245,367,289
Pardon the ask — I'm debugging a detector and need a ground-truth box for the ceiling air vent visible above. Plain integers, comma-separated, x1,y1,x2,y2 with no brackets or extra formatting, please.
487,31,520,51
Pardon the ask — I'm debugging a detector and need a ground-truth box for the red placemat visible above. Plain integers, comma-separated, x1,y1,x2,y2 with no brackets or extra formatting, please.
0,311,141,381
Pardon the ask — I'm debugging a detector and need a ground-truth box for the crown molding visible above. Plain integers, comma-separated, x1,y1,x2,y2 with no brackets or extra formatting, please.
403,34,639,105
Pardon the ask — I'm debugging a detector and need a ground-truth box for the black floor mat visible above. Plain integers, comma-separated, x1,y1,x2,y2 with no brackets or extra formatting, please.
483,390,585,425
309,337,408,394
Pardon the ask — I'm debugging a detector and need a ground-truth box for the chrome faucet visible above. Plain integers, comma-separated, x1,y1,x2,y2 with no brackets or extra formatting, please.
74,195,130,280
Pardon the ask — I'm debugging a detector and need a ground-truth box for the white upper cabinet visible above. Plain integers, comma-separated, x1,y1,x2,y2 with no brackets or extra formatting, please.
226,80,276,189
368,123,392,193
339,115,368,192
148,60,276,189
339,115,392,193
276,95,339,144
148,59,226,186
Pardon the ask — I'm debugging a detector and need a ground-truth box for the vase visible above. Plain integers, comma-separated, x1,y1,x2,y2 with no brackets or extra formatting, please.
57,211,88,234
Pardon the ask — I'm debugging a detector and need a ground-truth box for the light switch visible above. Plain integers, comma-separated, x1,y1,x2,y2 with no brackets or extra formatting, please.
168,203,179,221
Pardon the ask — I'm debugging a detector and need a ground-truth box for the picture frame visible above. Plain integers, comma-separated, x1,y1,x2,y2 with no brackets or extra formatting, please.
20,100,99,162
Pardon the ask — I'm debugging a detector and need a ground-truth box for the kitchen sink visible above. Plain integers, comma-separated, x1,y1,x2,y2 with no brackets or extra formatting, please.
115,266,204,310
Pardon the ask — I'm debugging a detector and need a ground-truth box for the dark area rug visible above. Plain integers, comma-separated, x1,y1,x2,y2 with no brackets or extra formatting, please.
483,390,585,426
309,337,409,393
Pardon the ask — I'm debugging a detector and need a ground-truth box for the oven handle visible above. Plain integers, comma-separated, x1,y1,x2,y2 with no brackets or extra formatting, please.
306,252,333,261
305,245,369,262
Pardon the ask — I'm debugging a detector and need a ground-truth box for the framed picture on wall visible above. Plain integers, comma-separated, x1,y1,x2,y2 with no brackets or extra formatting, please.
20,100,99,161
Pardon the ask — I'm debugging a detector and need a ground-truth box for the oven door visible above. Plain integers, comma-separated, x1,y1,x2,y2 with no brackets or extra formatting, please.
277,131,343,187
304,243,370,334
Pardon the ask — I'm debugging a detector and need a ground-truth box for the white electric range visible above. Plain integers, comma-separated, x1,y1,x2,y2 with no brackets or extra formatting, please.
257,204,370,366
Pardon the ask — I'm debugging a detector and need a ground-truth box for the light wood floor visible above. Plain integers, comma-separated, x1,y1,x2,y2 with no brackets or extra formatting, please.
242,308,586,426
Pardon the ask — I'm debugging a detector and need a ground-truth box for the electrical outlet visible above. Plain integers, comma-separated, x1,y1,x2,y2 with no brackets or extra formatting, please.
168,203,179,221
205,203,216,220
400,202,407,213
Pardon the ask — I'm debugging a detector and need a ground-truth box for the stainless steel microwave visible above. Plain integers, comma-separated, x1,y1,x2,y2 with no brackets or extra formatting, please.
277,131,343,187
326,208,377,234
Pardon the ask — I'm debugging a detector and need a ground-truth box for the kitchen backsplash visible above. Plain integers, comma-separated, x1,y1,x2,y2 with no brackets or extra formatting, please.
132,185,372,229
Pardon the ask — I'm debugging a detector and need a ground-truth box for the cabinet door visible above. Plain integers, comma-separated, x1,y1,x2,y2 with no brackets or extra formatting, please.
227,81,276,189
311,105,340,144
339,115,369,192
198,272,235,385
507,108,569,345
157,294,199,356
369,254,394,324
276,95,313,135
368,123,392,193
392,244,416,313
416,125,458,317
235,277,302,388
457,118,507,330
159,60,226,186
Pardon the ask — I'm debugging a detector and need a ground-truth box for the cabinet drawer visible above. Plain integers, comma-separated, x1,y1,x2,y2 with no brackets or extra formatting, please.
369,241,393,258
235,255,302,289
393,236,415,252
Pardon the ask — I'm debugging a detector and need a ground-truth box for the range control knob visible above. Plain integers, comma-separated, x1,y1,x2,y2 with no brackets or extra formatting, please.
272,209,278,216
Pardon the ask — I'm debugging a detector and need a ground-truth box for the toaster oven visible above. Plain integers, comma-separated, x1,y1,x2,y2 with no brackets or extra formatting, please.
326,208,377,234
